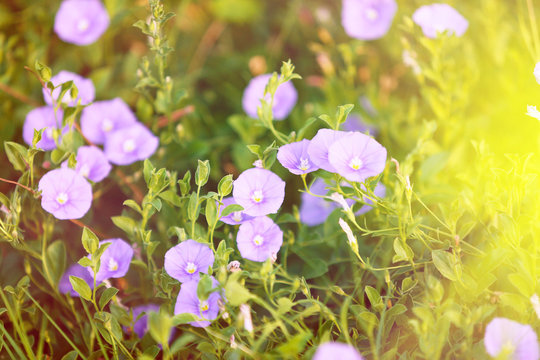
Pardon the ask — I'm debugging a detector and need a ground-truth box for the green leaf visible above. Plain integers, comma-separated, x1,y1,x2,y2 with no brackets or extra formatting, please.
99,287,119,310
78,257,92,268
158,190,182,207
432,250,461,281
508,273,535,297
217,174,233,197
123,199,142,213
197,274,215,301
246,144,261,157
34,60,52,82
335,104,354,127
220,204,243,218
50,149,67,164
172,313,199,326
82,227,99,254
225,276,252,306
365,286,384,312
143,159,155,185
187,193,199,222
4,142,27,172
61,350,78,360
43,240,66,286
111,216,137,236
276,331,312,356
195,160,210,187
205,198,218,226
69,276,92,301
148,312,172,346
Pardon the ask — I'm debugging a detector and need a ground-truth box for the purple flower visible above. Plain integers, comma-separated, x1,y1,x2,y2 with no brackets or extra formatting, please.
232,168,286,217
484,317,539,360
307,129,349,173
174,276,222,328
104,123,159,165
38,168,93,220
59,263,95,297
23,106,66,150
89,238,133,283
164,239,214,283
242,74,298,121
342,114,378,136
313,342,364,360
327,132,387,182
341,0,397,40
129,304,160,339
218,197,254,225
43,71,95,107
299,178,335,226
81,98,138,145
54,0,110,46
412,4,468,39
277,139,320,175
63,146,112,182
236,216,283,262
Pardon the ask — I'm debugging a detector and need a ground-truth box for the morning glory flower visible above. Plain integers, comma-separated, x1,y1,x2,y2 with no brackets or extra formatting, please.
242,74,298,121
307,129,349,173
89,238,133,283
534,63,540,85
104,123,159,165
38,168,93,220
342,114,378,136
236,216,283,262
80,98,138,145
341,0,397,40
484,317,539,360
54,0,110,46
129,304,160,339
164,239,214,283
327,132,387,182
63,146,112,182
526,105,540,121
412,3,468,39
174,276,222,328
232,168,286,216
23,106,66,150
218,197,254,225
59,263,95,297
277,139,320,175
313,342,364,360
299,178,335,226
43,71,95,107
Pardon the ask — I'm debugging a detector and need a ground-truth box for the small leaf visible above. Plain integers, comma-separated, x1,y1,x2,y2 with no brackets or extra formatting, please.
195,160,210,187
221,204,244,218
432,250,461,281
99,287,119,310
82,227,99,254
69,276,92,301
217,174,233,197
4,142,27,172
205,198,218,226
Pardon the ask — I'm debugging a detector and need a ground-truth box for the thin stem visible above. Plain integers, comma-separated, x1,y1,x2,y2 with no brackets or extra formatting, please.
0,177,35,194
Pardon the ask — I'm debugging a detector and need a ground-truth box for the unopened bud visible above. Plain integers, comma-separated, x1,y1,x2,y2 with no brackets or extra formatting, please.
227,261,241,272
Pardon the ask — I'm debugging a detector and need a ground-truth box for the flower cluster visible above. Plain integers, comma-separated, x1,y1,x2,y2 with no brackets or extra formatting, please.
232,168,286,262
164,240,223,328
340,1,468,41
275,127,387,226
26,69,158,220
60,238,133,295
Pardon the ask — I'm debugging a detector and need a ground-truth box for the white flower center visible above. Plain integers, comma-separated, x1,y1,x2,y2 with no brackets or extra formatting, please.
56,192,68,205
349,156,363,170
199,300,209,312
123,139,136,153
108,258,119,271
253,235,264,246
365,8,379,20
232,211,243,223
251,190,263,203
45,127,54,139
298,157,310,171
79,164,91,178
101,118,114,132
185,262,197,274
77,18,90,32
